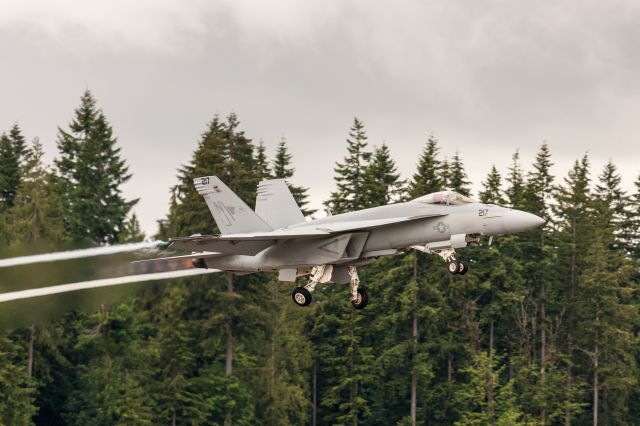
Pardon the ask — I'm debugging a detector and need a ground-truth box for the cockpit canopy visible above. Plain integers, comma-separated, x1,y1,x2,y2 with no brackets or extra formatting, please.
412,190,475,205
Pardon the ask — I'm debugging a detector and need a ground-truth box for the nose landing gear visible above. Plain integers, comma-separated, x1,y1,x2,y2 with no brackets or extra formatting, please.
412,246,469,275
447,259,468,275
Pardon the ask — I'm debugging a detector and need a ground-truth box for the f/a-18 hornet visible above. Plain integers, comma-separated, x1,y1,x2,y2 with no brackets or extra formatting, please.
154,176,544,309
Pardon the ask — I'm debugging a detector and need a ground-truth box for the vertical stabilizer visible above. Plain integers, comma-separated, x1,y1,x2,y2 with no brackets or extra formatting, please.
194,176,272,234
256,179,306,229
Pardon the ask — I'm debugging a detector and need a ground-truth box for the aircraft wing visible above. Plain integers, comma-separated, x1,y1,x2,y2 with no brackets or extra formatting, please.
169,229,331,255
169,214,444,255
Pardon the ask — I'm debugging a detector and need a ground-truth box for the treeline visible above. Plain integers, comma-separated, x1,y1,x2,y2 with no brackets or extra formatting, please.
0,92,639,425
0,90,142,251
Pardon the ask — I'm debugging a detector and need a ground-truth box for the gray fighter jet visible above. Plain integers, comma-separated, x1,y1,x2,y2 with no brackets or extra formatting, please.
153,176,544,309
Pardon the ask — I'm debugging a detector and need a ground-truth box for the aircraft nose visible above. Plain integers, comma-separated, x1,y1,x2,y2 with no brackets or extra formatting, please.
503,210,545,234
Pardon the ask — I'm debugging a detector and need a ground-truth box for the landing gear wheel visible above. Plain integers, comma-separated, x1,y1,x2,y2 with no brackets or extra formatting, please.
351,287,369,309
448,260,460,275
458,260,468,275
292,287,312,307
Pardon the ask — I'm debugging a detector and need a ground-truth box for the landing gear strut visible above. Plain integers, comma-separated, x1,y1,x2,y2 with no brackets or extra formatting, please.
348,266,368,309
291,265,369,309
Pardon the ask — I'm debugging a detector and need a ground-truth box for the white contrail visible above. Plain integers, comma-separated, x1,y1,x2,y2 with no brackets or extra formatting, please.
0,241,166,268
0,268,220,303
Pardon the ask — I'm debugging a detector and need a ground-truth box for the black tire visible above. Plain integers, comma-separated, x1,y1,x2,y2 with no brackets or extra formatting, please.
447,260,460,275
351,287,369,309
292,287,312,307
458,260,468,275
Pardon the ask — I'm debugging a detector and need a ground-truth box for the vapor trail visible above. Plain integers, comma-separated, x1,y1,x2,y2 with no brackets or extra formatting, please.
0,241,166,268
0,268,220,303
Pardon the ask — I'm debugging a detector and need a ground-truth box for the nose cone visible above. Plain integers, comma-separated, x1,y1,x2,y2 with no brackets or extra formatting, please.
503,210,545,234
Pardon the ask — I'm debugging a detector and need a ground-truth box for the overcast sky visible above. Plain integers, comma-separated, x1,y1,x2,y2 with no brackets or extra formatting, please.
1,0,638,236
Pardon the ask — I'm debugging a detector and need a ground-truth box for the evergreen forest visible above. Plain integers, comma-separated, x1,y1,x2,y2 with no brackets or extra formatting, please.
1,90,639,425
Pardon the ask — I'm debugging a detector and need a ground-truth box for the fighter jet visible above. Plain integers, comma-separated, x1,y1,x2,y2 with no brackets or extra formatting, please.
147,176,545,309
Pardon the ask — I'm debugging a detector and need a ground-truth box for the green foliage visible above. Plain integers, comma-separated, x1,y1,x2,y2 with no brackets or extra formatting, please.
2,112,640,425
506,150,525,209
159,113,258,238
479,165,505,204
119,213,145,243
54,90,136,244
255,140,271,181
448,151,472,196
325,117,372,214
0,334,38,425
363,143,405,207
9,139,67,245
271,138,315,216
409,134,443,198
455,352,525,426
0,131,23,211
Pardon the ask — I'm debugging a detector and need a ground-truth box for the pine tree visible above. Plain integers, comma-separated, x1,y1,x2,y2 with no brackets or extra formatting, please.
573,192,636,425
271,137,315,216
157,113,261,426
119,213,145,243
448,151,471,196
440,156,451,189
363,143,405,207
160,113,259,238
325,117,371,214
523,143,554,219
220,112,258,204
54,90,137,244
159,116,226,238
255,140,271,181
521,142,555,423
595,161,628,253
10,138,67,244
0,124,28,215
8,123,27,161
554,155,592,423
0,334,38,423
409,134,442,198
314,301,375,425
625,174,640,260
506,151,525,209
64,301,156,425
479,165,505,204
0,132,23,211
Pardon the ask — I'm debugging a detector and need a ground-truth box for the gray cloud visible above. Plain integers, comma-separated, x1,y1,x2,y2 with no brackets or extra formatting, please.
1,1,638,234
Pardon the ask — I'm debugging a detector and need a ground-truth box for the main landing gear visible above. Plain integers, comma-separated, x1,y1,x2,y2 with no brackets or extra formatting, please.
291,265,369,309
439,248,468,276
